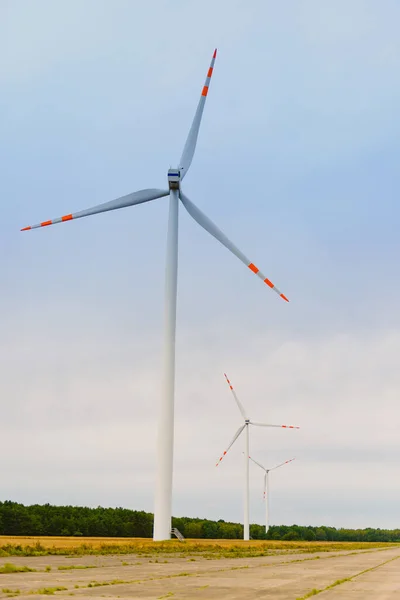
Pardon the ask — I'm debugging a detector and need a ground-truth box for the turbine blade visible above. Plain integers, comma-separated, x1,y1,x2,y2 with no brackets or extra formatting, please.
249,455,266,471
179,192,289,302
224,373,247,420
263,472,267,500
179,49,217,180
215,424,245,467
250,422,299,429
20,188,169,231
269,458,296,471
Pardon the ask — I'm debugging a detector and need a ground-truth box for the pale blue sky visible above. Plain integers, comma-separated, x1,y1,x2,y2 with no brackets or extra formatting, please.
2,0,400,529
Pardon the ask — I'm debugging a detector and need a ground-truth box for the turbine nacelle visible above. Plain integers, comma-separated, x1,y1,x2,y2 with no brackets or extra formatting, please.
168,169,181,190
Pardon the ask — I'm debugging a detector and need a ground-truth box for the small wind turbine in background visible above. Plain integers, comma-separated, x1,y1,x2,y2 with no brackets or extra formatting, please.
21,50,290,541
216,373,299,541
249,456,295,533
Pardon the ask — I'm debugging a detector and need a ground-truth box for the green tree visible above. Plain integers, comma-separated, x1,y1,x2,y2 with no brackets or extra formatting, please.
315,527,327,541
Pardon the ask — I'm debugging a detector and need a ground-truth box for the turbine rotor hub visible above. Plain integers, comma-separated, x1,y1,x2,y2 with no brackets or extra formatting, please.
168,169,181,190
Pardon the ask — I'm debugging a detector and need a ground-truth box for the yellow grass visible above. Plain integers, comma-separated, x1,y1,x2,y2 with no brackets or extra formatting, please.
0,535,397,557
0,535,379,549
1,536,152,549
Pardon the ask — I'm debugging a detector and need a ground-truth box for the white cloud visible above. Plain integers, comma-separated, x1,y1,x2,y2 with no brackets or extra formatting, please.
1,322,399,528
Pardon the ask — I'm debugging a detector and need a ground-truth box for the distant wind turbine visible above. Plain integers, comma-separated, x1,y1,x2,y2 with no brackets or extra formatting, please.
249,456,295,533
21,50,290,541
216,374,298,541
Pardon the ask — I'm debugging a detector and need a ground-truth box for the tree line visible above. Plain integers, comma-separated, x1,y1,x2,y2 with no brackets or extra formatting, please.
0,501,399,542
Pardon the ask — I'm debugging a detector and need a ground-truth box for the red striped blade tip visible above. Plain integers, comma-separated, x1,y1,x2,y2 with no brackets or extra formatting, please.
21,226,31,231
213,49,217,58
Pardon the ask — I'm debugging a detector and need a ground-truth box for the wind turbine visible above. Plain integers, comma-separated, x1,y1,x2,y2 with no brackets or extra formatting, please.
216,373,298,541
21,50,290,541
249,456,295,534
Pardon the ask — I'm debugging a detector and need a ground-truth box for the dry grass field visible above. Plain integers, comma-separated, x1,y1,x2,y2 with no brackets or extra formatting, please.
0,536,393,559
0,535,396,557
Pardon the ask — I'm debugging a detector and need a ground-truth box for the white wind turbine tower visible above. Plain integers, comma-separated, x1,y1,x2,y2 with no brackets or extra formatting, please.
249,456,295,534
21,50,290,541
216,374,298,541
